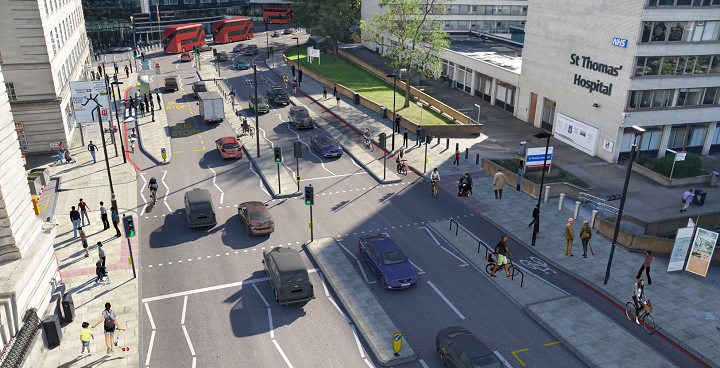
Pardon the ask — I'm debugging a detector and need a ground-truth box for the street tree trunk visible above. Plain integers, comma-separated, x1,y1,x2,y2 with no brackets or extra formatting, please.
403,68,412,108
332,39,339,61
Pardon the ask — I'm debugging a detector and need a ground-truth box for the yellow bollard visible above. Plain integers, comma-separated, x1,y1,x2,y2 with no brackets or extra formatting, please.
31,197,39,215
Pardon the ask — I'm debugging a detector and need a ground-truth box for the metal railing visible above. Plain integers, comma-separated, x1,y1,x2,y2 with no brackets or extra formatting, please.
579,192,619,215
0,309,40,368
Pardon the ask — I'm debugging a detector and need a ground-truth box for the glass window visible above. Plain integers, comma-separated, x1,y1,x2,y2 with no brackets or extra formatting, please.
654,89,675,107
687,125,707,146
703,87,718,104
542,99,556,125
645,57,661,75
661,57,678,75
683,56,696,74
636,57,647,77
511,6,521,14
693,22,705,41
668,22,686,41
712,123,720,144
668,127,687,148
485,5,494,14
640,90,654,108
640,130,663,150
686,88,703,105
702,21,719,41
642,22,653,42
658,0,674,4
695,55,711,74
629,91,639,109
501,5,511,14
652,22,668,41
711,56,720,73
459,5,469,13
677,0,692,4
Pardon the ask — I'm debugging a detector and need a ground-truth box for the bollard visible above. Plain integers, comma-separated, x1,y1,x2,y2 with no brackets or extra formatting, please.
558,193,565,210
446,139,449,149
591,210,598,227
544,185,550,203
437,136,440,145
476,153,479,165
574,201,580,220
465,148,468,159
456,143,459,152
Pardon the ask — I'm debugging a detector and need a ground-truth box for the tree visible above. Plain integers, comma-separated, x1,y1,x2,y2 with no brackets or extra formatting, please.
291,0,361,61
360,0,451,108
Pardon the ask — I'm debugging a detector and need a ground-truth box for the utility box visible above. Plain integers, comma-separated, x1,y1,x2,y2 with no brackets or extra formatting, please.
379,107,387,120
711,171,719,187
42,314,63,349
62,292,75,322
693,189,707,206
198,91,224,123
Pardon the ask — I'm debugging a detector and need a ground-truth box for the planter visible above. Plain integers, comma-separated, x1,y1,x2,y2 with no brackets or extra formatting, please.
28,167,50,186
631,163,710,188
28,177,42,196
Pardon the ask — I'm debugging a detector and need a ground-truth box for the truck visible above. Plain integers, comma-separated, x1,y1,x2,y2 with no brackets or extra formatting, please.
197,91,225,123
266,84,289,106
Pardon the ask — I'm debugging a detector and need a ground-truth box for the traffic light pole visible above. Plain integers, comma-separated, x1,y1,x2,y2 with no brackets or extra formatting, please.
122,215,137,278
277,162,281,194
424,130,428,173
310,205,313,242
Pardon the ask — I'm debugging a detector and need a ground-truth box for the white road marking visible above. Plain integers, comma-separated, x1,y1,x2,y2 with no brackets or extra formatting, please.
428,281,465,319
364,359,374,367
420,226,440,245
249,160,272,198
144,303,156,329
296,172,368,182
181,295,188,325
207,165,225,204
351,324,365,358
337,241,358,260
163,189,171,212
268,308,275,339
409,260,425,274
181,324,196,355
318,271,330,297
328,297,351,323
192,357,197,368
253,283,270,307
356,260,369,283
144,330,156,366
440,245,469,266
419,359,430,368
273,339,294,368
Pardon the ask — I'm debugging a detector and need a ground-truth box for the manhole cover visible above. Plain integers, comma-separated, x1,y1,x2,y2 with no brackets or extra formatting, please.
693,311,717,320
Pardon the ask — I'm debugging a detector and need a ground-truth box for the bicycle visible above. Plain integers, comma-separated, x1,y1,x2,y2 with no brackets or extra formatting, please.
431,179,438,198
150,187,157,204
364,137,373,152
625,299,655,334
397,160,408,176
485,252,520,277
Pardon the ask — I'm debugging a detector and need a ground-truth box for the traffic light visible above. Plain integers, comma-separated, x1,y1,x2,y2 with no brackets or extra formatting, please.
379,133,386,150
122,215,135,237
607,194,623,201
304,185,314,206
293,141,302,158
133,50,137,58
274,146,282,162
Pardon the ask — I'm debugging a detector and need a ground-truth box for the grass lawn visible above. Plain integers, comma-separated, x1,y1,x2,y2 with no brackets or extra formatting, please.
285,45,453,125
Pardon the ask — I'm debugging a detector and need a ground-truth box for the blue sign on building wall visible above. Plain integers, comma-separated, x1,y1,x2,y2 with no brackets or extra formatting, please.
612,37,627,48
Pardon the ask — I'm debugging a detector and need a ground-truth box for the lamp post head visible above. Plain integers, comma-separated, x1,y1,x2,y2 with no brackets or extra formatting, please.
632,125,645,134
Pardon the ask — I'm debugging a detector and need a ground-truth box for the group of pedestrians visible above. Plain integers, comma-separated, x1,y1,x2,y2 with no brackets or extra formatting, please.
81,302,122,355
69,201,121,239
563,217,593,258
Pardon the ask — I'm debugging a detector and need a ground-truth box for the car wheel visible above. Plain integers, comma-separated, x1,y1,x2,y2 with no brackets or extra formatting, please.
230,38,233,43
380,277,387,289
438,349,447,365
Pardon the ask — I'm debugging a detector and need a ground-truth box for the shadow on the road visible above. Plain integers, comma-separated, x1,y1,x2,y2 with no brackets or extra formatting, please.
220,213,272,250
148,212,225,248
197,148,241,169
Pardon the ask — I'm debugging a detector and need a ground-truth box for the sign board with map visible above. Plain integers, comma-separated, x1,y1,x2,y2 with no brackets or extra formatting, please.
685,228,718,277
667,227,693,272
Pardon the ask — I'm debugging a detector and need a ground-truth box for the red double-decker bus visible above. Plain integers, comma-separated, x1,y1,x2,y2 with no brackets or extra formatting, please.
262,7,293,24
212,18,254,44
162,23,205,54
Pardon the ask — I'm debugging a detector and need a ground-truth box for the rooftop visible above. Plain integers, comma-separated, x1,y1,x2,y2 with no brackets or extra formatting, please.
447,36,523,74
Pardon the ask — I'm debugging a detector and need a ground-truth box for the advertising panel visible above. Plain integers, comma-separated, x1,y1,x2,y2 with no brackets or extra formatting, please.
525,147,553,169
667,227,694,272
554,113,598,156
70,81,111,124
685,228,718,277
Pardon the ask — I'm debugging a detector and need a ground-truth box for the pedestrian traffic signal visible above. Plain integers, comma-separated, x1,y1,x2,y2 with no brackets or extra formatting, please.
607,194,623,201
122,215,135,237
379,133,386,150
298,70,302,82
304,185,314,206
274,146,282,162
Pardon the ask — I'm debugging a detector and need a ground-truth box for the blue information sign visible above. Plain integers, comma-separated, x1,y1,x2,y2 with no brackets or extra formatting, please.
612,37,628,48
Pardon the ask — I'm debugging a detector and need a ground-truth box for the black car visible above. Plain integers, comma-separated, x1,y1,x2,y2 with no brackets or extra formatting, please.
192,82,207,98
436,327,502,368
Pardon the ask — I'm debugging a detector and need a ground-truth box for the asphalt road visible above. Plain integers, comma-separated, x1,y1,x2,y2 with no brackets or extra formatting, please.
129,25,704,368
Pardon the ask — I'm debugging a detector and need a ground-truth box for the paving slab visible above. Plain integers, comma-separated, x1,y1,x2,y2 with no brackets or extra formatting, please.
305,237,417,366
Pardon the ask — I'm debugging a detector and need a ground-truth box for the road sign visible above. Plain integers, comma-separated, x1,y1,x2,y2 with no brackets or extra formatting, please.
83,64,93,71
70,81,111,123
525,146,553,168
392,332,402,356
161,148,167,161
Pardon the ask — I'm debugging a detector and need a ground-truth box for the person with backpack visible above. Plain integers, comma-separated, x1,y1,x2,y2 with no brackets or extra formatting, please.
92,302,121,354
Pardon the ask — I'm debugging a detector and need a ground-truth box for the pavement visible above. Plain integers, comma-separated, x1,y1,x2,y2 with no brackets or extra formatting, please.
266,48,720,368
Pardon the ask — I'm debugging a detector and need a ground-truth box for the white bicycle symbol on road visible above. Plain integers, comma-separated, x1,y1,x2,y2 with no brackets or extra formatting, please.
519,257,557,274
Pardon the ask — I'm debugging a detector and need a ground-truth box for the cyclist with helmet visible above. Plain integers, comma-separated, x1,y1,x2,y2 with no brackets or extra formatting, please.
148,176,158,201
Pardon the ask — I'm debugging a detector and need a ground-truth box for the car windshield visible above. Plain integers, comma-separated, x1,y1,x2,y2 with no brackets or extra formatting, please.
190,203,212,212
272,88,285,94
380,250,406,265
470,354,502,368
320,137,336,145
249,210,271,221
223,142,239,149
239,61,249,65
195,85,206,91
295,110,309,117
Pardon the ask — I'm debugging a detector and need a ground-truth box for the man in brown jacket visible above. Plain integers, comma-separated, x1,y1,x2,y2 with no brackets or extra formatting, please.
493,169,507,199
565,218,575,256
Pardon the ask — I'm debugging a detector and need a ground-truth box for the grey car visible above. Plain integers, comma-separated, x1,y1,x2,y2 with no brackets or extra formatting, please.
244,44,258,55
288,106,314,129
192,81,207,98
184,188,217,228
262,247,315,305
436,326,502,368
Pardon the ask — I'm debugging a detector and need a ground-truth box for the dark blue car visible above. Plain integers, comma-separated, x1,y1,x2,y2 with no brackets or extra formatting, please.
311,133,343,158
358,234,419,289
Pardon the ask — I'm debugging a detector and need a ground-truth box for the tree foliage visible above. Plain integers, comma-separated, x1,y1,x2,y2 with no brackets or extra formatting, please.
360,0,452,108
291,0,361,61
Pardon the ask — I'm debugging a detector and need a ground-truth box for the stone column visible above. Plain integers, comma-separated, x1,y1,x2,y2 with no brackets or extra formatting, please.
657,124,672,159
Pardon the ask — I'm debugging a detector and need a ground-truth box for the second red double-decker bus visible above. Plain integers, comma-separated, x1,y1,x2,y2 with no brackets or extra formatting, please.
212,18,254,44
262,7,293,24
163,23,206,54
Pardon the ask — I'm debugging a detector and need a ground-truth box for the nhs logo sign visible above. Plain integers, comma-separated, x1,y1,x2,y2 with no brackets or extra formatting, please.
612,37,628,48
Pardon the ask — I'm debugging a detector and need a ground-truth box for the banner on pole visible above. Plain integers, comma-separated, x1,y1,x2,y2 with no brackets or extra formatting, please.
685,227,718,277
667,227,694,272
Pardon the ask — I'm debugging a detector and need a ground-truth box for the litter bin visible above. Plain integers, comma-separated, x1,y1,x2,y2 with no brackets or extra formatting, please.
693,189,707,206
353,92,360,105
62,292,75,322
520,141,527,157
379,107,387,120
712,171,720,187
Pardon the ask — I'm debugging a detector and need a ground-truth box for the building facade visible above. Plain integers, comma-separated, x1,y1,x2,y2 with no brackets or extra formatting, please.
1,0,92,153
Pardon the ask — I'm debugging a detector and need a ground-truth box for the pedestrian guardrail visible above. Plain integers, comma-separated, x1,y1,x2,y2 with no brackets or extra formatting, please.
579,193,618,215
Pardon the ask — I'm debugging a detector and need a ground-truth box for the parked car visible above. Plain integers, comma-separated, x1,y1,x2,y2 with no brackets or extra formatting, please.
164,76,178,92
198,44,212,52
192,81,207,98
244,45,258,55
232,44,247,53
262,247,315,305
288,106,314,129
235,59,251,70
217,51,228,61
238,201,274,235
283,28,293,34
249,94,270,113
436,327,502,368
311,133,343,157
180,52,192,62
184,188,216,228
215,136,242,159
358,234,419,289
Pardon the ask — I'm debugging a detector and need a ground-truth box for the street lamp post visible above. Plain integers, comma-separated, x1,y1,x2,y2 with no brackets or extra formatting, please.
110,80,127,163
604,124,645,285
266,21,269,60
386,74,397,152
82,95,119,213
531,132,552,247
292,37,300,87
253,63,260,158
104,75,119,158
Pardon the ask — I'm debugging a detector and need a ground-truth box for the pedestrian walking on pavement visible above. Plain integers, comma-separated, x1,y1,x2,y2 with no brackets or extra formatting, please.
97,241,106,267
91,70,96,80
55,143,65,164
416,127,422,146
150,99,154,111
681,189,694,212
144,94,149,107
92,303,120,354
139,102,145,117
129,97,135,110
88,141,98,163
78,199,91,226
403,128,409,147
565,218,575,256
79,227,90,257
292,78,297,94
70,206,81,238
636,251,654,285
452,148,460,169
529,205,539,229
580,220,592,258
493,169,507,199
80,322,94,355
141,52,145,61
156,92,161,108
111,207,121,238
97,65,102,77
333,83,337,97
336,94,340,106
323,85,327,99
114,62,118,74
100,202,110,230
490,235,512,277
124,65,129,78
112,74,118,84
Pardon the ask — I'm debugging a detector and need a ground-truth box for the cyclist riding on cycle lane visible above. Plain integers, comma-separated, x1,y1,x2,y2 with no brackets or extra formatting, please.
490,235,512,277
430,168,440,192
632,278,648,324
148,176,158,202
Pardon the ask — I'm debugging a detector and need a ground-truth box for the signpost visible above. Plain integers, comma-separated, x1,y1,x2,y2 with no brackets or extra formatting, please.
666,148,686,179
525,146,554,172
70,81,111,123
667,227,694,272
161,148,167,161
392,332,402,356
685,228,718,277
155,62,160,93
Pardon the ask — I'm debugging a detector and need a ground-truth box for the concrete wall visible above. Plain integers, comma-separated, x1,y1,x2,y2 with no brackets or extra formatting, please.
480,158,596,199
631,162,712,188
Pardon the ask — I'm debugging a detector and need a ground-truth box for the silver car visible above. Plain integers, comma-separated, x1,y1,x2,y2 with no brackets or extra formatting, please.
288,106,314,129
244,45,258,55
